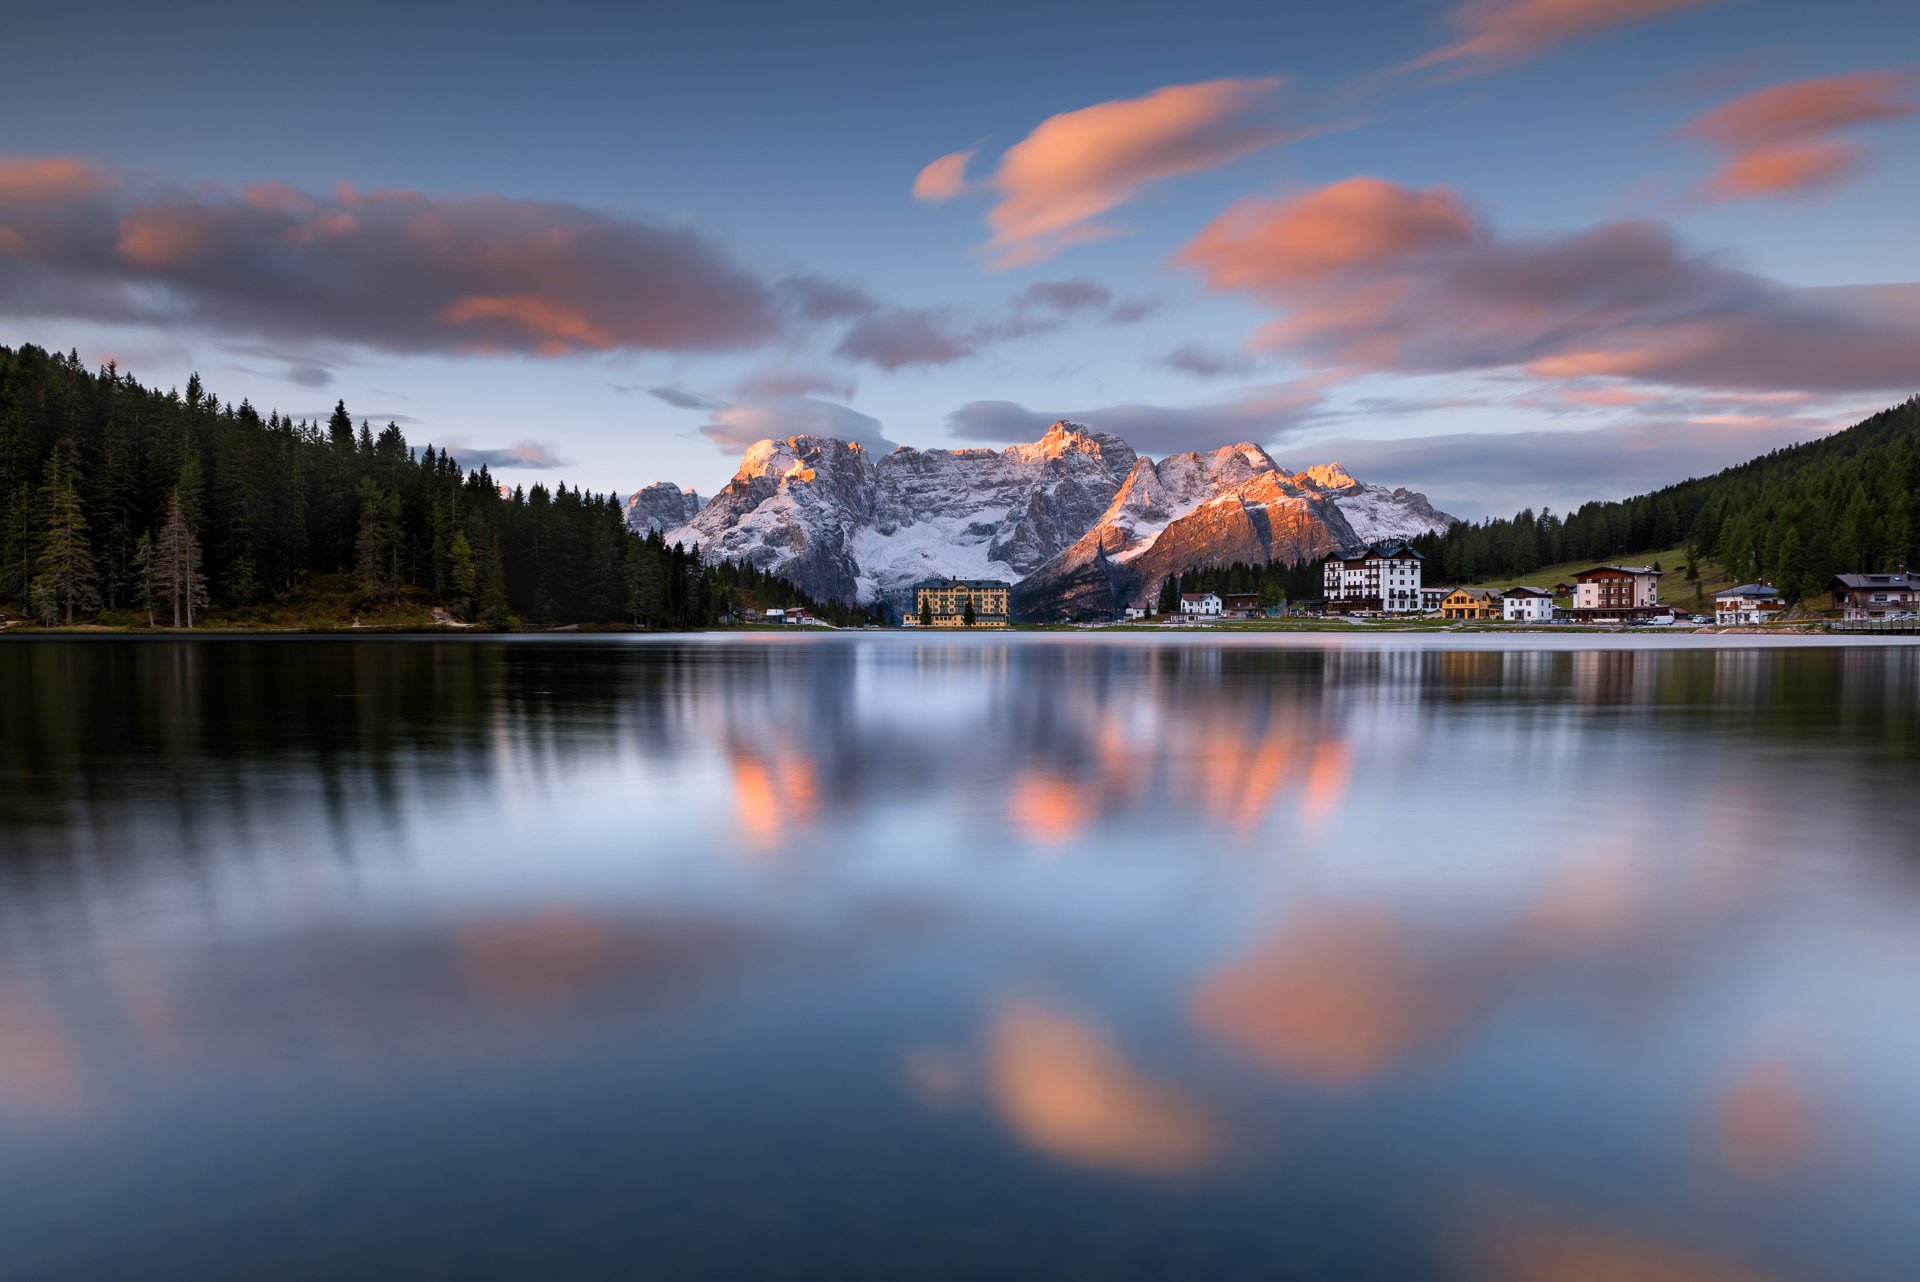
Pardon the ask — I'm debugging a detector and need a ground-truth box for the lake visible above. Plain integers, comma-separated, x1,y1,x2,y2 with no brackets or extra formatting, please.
2,633,1918,1281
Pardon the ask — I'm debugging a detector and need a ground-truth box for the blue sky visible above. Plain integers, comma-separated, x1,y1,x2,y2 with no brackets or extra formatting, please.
2,0,1916,518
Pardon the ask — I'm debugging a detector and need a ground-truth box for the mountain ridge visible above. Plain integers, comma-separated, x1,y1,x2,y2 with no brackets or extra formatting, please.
630,421,1456,616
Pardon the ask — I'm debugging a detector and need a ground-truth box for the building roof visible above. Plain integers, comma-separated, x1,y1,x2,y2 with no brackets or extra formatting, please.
1502,586,1553,597
1830,572,1918,590
1328,540,1425,564
1576,565,1662,579
1715,583,1781,599
911,577,1012,591
1180,592,1219,602
1447,587,1499,602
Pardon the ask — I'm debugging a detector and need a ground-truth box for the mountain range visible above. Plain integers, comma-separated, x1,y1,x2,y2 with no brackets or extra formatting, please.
629,422,1455,618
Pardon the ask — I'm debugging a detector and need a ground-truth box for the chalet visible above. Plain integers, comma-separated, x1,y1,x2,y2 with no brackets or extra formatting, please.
1828,572,1920,620
1441,587,1500,620
1322,542,1424,614
1221,593,1262,618
1123,601,1152,620
1418,585,1449,613
1566,565,1664,622
763,607,786,622
1714,583,1785,625
1501,585,1555,622
911,578,1012,628
1179,592,1223,617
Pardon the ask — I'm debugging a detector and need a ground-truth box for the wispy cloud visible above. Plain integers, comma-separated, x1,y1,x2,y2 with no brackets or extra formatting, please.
946,382,1327,456
438,440,569,471
1177,175,1920,394
1410,0,1720,77
916,78,1299,267
1683,70,1918,201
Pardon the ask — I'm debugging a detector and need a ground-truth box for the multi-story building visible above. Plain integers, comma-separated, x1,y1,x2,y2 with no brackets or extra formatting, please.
908,578,1012,628
1179,592,1223,616
1501,586,1555,622
1715,583,1785,625
1567,565,1663,621
1418,585,1449,613
1221,593,1263,618
1828,572,1920,619
1322,542,1424,613
1441,587,1500,620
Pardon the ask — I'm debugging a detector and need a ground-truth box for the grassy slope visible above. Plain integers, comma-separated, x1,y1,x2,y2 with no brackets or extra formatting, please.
1455,546,1835,613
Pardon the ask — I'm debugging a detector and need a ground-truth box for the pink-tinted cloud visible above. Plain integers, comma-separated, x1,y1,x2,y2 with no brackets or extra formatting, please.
698,396,894,455
923,78,1296,268
0,157,787,358
1414,0,1718,76
912,148,976,202
1684,70,1918,200
1176,175,1920,395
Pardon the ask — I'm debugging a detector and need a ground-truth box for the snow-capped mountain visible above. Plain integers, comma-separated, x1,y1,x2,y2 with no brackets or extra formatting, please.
646,422,1454,615
623,482,705,534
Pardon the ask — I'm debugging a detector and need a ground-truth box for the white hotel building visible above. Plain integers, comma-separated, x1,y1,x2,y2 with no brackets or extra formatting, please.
1323,542,1425,613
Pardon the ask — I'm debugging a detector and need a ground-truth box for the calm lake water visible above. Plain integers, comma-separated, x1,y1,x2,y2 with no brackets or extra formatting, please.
3,634,1919,1281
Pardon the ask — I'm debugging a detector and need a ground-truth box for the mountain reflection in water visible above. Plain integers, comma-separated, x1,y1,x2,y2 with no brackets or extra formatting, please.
1,635,1917,1282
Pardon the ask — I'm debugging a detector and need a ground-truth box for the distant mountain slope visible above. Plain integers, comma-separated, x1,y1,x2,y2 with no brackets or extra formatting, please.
638,422,1456,614
623,482,704,534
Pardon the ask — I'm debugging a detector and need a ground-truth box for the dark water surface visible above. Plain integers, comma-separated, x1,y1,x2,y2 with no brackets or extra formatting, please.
3,634,1918,1281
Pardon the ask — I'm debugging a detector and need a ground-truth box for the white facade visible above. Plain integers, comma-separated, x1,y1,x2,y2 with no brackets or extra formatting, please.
1123,603,1150,619
1715,585,1783,625
1179,593,1222,616
1502,588,1554,622
1323,543,1425,612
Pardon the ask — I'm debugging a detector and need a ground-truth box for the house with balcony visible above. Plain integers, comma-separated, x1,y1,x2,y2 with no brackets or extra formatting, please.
1714,584,1785,625
1565,565,1664,622
1441,587,1501,620
1828,572,1920,620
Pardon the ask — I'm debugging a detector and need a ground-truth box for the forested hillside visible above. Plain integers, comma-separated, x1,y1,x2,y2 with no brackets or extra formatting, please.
1409,398,1920,600
0,344,865,629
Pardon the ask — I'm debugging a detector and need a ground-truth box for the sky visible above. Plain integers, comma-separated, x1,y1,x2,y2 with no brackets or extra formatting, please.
1,0,1916,520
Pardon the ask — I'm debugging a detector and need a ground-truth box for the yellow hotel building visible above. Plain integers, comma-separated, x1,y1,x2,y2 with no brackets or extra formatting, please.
908,578,1012,628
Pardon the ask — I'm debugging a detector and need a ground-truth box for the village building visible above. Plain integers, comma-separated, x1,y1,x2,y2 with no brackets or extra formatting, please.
1714,583,1785,625
1123,600,1152,620
1179,592,1223,617
1441,587,1500,620
1220,593,1263,618
1565,565,1664,622
1322,542,1425,614
909,578,1012,628
1418,585,1449,612
1501,586,1555,622
1828,572,1920,620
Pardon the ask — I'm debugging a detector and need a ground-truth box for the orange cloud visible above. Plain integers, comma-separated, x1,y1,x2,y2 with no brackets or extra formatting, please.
912,148,975,202
1685,71,1918,200
729,747,821,849
115,204,215,268
0,155,114,204
1179,178,1475,293
923,78,1294,268
1414,0,1717,75
987,1000,1220,1174
1176,174,1920,395
439,294,618,355
1715,1059,1823,1178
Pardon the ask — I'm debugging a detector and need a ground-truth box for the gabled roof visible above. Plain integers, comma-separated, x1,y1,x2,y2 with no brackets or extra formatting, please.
1715,583,1781,598
1576,565,1661,579
1180,592,1219,602
1502,586,1553,597
1830,572,1918,590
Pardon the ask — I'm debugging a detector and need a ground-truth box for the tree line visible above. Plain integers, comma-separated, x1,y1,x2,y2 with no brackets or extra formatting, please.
0,343,870,629
1403,397,1920,601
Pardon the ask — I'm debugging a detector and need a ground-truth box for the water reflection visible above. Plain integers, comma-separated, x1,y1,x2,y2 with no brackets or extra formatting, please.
2,635,1919,1281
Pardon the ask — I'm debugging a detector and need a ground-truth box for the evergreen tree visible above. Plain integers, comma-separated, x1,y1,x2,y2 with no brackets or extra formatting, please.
150,488,208,628
31,447,101,625
918,594,932,627
962,596,976,627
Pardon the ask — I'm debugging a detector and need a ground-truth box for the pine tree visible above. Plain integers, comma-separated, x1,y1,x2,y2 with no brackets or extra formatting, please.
962,596,976,627
150,489,208,628
31,447,101,625
448,528,478,617
133,531,158,627
1776,526,1809,604
918,594,932,627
